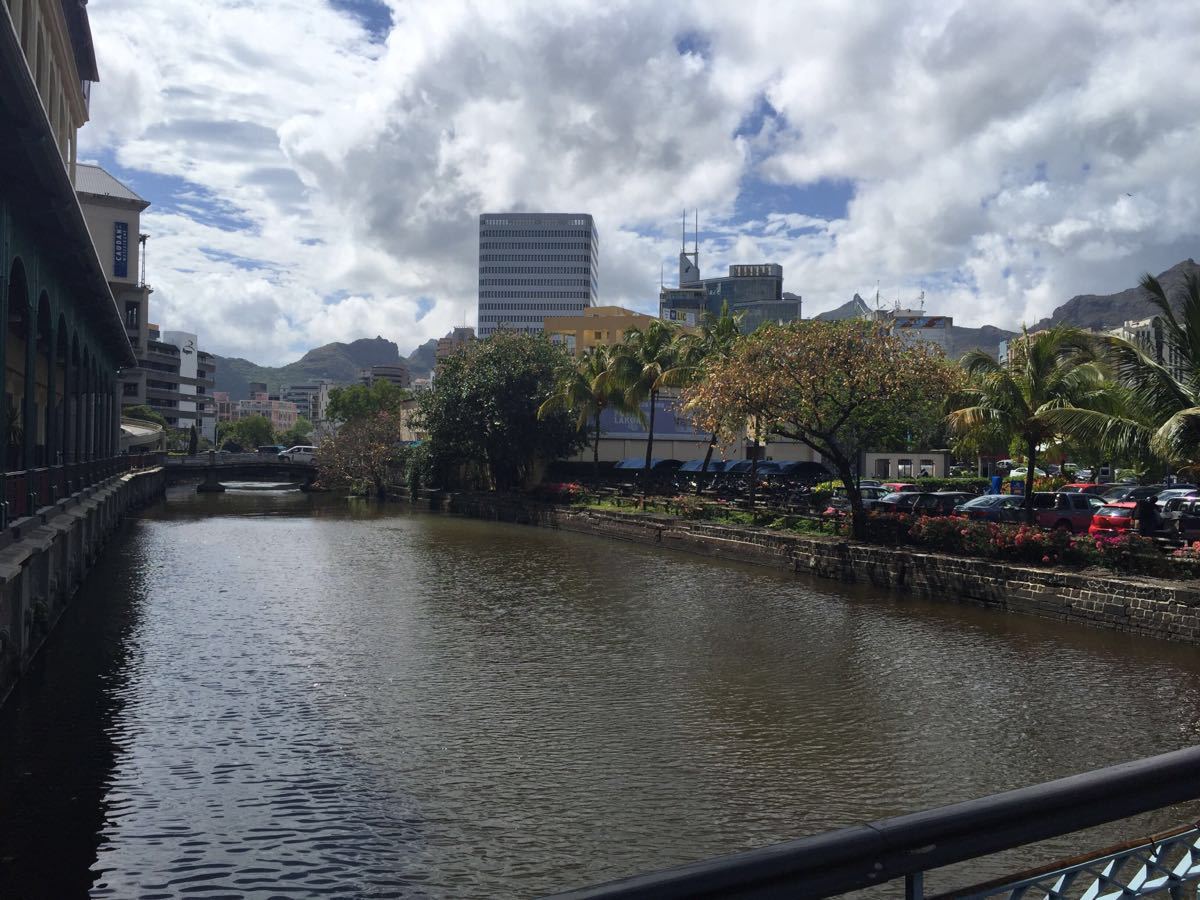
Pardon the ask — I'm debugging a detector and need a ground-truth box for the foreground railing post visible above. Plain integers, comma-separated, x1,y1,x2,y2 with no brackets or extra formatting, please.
906,872,923,900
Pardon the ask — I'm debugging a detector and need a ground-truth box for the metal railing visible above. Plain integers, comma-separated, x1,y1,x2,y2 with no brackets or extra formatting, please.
546,746,1200,899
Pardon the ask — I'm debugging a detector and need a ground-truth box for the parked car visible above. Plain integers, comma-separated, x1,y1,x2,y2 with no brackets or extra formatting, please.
1162,497,1200,542
256,444,285,456
869,491,924,514
1155,486,1199,511
1031,491,1106,533
912,492,977,517
954,494,1024,523
824,486,889,515
278,445,318,463
1059,482,1109,495
1088,502,1139,537
1008,466,1047,479
881,482,922,493
1101,484,1164,502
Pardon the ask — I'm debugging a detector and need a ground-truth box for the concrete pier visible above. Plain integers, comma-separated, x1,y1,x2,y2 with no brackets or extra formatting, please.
0,467,165,706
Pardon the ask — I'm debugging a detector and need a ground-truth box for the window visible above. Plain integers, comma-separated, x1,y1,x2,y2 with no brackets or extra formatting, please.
898,459,914,478
125,301,139,327
874,458,891,478
919,459,934,477
122,382,138,397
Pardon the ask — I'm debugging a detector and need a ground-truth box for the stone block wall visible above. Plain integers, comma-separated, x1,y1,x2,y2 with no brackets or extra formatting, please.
0,468,165,707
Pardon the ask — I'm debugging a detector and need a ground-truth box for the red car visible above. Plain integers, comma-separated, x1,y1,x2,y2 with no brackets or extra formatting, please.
1088,502,1139,537
881,482,921,493
1060,482,1109,495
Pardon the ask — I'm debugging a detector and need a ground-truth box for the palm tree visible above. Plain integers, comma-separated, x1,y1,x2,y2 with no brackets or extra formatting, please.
947,325,1101,521
610,320,681,491
1044,271,1200,477
674,303,743,493
537,345,623,481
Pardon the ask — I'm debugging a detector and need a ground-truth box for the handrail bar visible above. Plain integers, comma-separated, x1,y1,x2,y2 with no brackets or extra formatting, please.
544,745,1200,899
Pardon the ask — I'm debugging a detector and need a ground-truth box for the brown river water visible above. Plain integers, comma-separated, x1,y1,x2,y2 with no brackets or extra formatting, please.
1,486,1198,898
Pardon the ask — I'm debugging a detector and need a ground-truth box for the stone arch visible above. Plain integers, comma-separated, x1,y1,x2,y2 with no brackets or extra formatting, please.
6,259,30,470
34,292,51,466
69,334,80,465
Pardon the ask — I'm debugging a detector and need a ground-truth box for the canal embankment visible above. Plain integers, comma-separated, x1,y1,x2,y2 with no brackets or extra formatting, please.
421,490,1200,645
0,467,164,706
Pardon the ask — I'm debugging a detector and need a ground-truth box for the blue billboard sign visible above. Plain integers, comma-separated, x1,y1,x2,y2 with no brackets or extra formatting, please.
598,397,706,439
113,221,129,278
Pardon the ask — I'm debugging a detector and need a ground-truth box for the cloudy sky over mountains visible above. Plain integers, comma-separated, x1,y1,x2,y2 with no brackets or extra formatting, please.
82,0,1200,364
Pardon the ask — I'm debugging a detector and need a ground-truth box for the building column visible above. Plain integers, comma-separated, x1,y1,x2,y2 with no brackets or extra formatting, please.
83,366,93,462
46,319,57,465
22,313,35,469
62,348,73,465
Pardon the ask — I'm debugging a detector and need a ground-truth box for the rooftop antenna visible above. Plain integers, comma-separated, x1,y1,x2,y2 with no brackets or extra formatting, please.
139,233,149,286
918,290,925,310
660,262,664,288
694,209,698,257
681,209,686,252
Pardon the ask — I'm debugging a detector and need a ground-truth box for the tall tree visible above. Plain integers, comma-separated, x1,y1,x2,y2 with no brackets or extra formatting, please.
672,303,743,492
609,320,681,491
415,332,582,490
947,325,1102,521
1044,272,1200,479
686,320,958,538
537,345,626,480
326,380,410,425
317,411,407,498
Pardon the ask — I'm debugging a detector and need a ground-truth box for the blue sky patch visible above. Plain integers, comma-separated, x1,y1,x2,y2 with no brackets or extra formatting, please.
736,176,854,223
329,0,393,41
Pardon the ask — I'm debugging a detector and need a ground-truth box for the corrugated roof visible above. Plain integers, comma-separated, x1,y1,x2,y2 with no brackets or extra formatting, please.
74,163,148,205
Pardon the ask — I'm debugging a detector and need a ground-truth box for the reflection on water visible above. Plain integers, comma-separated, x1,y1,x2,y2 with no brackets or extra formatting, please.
1,488,1199,898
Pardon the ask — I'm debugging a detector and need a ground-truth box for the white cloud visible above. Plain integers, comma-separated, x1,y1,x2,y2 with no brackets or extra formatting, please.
80,0,1200,363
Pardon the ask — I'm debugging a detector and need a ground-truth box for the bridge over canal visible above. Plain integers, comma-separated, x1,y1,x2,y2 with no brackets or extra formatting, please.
164,452,319,492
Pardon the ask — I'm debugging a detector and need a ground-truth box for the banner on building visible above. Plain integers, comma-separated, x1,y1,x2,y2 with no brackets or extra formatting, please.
113,222,129,278
598,396,706,439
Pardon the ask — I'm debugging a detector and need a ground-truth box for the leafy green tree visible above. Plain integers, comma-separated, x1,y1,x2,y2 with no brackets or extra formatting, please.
220,414,275,450
538,345,628,480
1045,272,1200,478
326,381,409,424
686,320,959,538
609,320,683,490
947,325,1103,521
415,332,582,490
279,416,314,447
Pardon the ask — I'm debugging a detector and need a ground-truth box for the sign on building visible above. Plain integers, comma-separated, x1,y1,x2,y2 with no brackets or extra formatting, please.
113,221,129,278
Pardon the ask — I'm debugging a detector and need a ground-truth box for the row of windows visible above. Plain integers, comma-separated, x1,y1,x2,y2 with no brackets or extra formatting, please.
479,290,591,299
482,218,590,227
480,254,592,263
479,315,555,323
480,266,592,275
480,242,592,251
479,326,545,335
479,277,591,287
480,229,594,239
478,302,584,311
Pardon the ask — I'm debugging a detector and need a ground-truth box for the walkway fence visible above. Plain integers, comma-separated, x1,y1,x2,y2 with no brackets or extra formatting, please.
546,746,1200,899
1,452,164,525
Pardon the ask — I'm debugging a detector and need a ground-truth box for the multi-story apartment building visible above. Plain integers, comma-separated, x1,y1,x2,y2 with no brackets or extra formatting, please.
544,305,661,356
436,326,475,361
659,222,800,331
281,380,330,423
236,391,298,435
477,213,598,337
1108,316,1187,383
2,0,136,485
75,164,217,438
873,306,952,354
359,364,410,389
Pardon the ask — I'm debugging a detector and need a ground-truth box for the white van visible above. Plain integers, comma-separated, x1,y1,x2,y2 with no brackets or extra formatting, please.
278,445,318,464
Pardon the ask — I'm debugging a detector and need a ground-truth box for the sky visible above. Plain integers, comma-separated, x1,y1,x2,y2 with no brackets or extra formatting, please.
80,0,1200,365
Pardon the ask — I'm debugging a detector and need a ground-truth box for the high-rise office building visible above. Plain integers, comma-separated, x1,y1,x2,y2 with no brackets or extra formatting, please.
477,213,598,337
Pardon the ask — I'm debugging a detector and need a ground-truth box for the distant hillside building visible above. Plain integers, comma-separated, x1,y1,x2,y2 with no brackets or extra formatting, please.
436,326,475,360
236,391,298,435
873,305,952,353
544,305,661,356
281,380,331,423
359,364,410,389
658,220,800,330
477,213,599,337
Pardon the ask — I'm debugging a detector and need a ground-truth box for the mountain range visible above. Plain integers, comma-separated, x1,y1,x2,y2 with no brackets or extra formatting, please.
212,259,1199,400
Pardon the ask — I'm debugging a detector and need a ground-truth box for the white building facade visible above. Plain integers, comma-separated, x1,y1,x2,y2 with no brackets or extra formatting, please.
477,213,598,337
1108,316,1187,383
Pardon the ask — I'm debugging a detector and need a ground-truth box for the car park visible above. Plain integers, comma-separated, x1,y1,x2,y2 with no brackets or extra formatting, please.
1155,486,1199,511
824,486,889,515
869,491,924,514
278,445,318,463
257,444,286,456
881,482,922,493
1088,502,1140,537
1162,497,1200,542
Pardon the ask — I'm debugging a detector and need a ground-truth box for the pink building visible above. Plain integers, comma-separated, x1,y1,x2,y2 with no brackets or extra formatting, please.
237,392,298,434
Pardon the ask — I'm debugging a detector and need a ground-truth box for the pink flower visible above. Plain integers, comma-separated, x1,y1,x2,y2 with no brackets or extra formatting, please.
1042,555,1051,563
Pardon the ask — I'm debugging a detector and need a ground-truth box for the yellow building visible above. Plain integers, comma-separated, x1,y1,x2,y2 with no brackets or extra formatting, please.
543,306,662,356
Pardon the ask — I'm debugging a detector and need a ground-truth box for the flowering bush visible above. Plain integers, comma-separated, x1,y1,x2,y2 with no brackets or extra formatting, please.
533,482,586,503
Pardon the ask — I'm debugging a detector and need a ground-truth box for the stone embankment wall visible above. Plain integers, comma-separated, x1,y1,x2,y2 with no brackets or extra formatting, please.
0,468,165,706
429,491,1200,645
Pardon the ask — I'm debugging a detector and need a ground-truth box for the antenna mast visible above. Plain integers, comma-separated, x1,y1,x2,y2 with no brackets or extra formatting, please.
681,210,686,251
